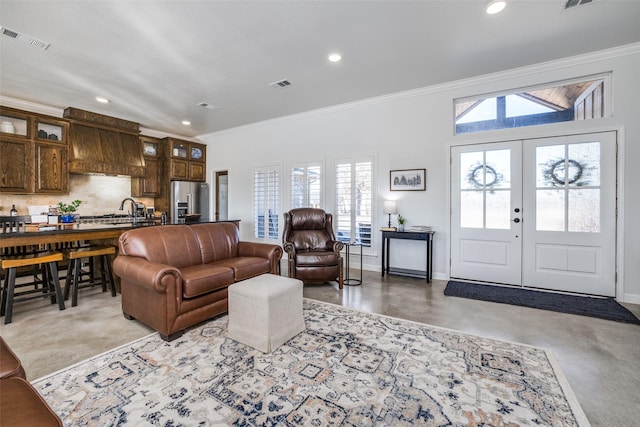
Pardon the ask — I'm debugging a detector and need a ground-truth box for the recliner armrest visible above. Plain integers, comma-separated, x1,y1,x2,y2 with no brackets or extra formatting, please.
329,240,345,254
283,241,296,257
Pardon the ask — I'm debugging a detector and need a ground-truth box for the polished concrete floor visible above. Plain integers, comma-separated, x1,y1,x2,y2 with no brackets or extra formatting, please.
1,269,639,426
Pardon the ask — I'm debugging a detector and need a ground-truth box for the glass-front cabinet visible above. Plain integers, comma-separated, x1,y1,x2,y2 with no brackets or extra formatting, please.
163,137,206,182
1,110,29,137
0,107,69,194
132,135,162,198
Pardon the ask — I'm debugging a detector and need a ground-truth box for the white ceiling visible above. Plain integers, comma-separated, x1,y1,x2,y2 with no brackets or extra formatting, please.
1,0,640,137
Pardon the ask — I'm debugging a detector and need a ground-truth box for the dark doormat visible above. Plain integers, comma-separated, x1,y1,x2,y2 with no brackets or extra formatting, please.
444,281,640,325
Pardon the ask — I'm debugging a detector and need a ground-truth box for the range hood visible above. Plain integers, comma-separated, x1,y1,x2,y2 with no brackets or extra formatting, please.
64,107,145,177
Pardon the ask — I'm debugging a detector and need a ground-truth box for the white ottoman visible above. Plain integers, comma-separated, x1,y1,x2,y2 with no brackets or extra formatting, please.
228,274,305,353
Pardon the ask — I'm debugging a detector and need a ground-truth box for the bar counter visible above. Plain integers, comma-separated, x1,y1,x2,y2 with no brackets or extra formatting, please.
0,220,240,249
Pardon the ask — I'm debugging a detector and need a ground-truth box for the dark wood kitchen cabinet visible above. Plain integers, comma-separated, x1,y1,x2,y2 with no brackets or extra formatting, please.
0,106,69,194
34,116,68,193
162,137,206,182
131,135,162,197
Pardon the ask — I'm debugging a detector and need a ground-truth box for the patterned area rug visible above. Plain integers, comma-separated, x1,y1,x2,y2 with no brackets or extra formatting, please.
34,300,589,426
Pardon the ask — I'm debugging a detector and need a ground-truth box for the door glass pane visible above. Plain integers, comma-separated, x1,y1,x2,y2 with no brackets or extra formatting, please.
485,149,511,189
568,142,600,187
461,191,483,228
461,152,483,190
537,145,565,187
569,189,600,232
486,190,510,229
537,189,565,231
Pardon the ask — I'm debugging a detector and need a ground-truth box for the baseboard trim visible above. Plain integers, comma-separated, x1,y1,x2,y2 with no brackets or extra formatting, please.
622,293,640,305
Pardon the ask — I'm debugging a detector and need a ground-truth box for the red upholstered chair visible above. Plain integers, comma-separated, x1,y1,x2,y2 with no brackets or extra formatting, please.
282,208,344,289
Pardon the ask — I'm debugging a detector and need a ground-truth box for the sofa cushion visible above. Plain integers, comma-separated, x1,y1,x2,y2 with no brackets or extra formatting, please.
295,251,339,267
180,264,234,298
191,223,240,264
119,225,202,268
214,257,271,281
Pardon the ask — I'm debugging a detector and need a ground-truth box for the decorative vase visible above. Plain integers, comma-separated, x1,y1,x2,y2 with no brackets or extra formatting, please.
60,214,75,223
398,224,405,232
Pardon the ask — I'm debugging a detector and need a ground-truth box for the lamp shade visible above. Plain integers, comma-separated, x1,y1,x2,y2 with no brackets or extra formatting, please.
383,200,397,215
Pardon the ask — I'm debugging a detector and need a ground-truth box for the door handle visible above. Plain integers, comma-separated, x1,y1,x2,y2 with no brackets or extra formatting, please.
512,218,520,223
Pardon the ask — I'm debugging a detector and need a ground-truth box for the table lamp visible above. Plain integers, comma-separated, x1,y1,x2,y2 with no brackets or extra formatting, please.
383,200,397,228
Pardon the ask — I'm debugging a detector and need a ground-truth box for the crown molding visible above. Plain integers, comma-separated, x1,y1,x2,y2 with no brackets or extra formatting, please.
0,96,64,117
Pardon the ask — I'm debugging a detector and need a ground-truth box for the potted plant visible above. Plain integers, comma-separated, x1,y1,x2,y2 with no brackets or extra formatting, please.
397,214,406,232
58,199,82,223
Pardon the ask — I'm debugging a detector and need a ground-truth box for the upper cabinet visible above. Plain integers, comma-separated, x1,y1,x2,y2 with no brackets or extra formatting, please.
162,137,206,182
0,107,69,194
131,135,162,198
34,117,68,194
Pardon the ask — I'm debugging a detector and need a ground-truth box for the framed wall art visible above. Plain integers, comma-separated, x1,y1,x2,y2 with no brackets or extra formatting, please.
390,168,426,191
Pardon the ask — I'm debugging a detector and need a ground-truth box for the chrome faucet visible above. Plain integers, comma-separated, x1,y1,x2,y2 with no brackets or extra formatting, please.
119,198,138,224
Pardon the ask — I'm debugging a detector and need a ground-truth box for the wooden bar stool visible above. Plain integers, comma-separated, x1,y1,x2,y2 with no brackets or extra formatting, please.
1,252,65,324
64,245,116,307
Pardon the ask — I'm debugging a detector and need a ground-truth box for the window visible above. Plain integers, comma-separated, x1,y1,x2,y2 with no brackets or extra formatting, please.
290,163,321,209
254,166,280,239
455,75,608,134
335,157,373,247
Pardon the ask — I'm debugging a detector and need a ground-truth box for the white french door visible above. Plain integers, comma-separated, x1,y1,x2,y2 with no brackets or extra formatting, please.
451,142,522,285
451,132,617,297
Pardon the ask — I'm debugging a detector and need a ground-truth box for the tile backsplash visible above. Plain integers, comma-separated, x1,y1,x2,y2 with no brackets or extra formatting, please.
0,175,154,216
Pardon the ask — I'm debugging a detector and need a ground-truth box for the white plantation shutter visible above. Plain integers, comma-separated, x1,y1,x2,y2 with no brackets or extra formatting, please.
335,158,373,246
254,166,280,239
290,163,321,209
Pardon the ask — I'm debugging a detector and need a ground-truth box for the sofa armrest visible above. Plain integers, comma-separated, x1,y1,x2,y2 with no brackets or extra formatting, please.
113,256,182,294
238,241,283,274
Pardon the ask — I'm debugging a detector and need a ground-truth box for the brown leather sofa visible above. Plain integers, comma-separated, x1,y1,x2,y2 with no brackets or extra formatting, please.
113,222,283,341
283,208,344,289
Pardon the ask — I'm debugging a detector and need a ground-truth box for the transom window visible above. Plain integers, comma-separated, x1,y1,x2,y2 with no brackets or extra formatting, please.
455,74,609,134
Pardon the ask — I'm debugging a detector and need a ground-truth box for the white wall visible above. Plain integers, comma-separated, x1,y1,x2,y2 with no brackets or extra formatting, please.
202,43,640,303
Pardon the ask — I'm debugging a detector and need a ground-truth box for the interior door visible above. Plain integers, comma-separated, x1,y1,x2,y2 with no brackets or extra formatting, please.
522,132,616,296
451,142,523,285
451,132,617,297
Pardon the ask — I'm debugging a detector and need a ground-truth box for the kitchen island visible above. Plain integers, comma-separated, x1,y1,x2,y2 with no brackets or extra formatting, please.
0,220,240,249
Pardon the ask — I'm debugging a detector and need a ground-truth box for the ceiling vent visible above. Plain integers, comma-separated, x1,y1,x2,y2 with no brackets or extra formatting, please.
564,0,594,10
269,79,292,89
0,26,51,50
197,102,218,110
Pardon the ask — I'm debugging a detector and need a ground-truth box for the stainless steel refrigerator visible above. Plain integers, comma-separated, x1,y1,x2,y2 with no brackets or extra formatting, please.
170,181,209,222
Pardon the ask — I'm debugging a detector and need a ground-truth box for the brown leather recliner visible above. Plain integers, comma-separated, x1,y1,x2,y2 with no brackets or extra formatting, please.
283,208,344,289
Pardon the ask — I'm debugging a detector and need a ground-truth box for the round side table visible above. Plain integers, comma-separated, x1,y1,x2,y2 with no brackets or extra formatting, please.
343,242,363,286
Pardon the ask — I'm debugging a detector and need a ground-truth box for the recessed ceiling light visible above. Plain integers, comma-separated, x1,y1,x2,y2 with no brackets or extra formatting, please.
95,96,110,103
182,120,191,126
328,53,342,63
485,0,507,14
